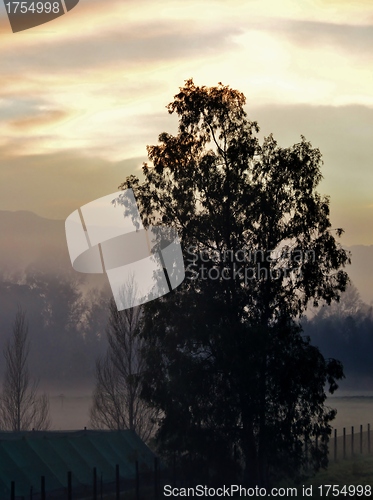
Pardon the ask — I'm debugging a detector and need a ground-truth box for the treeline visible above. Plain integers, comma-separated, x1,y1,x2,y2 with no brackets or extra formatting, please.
303,284,373,382
0,268,110,387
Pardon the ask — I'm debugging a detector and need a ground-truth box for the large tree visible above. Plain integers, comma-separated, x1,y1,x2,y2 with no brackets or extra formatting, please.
118,80,349,486
0,308,50,431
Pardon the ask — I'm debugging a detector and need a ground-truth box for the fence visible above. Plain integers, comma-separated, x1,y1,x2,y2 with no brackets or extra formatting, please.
328,424,372,462
9,457,164,500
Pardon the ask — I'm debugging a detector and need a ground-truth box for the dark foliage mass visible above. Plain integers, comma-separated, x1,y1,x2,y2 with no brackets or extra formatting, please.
118,80,350,487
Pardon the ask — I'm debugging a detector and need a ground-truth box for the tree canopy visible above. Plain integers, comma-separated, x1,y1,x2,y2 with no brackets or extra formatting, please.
90,288,157,442
119,80,350,486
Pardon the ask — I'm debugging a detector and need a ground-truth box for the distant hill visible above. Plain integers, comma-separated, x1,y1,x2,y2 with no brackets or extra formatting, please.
0,210,108,291
0,210,371,304
0,210,68,277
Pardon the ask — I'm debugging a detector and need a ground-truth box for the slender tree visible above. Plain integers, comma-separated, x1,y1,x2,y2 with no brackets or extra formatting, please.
0,307,50,431
118,80,350,486
90,281,157,442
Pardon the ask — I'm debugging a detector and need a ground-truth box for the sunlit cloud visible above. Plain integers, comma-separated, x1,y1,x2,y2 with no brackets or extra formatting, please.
10,109,69,130
0,0,372,243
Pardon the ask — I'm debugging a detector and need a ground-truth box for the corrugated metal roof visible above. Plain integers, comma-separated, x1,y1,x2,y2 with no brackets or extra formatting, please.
0,429,155,498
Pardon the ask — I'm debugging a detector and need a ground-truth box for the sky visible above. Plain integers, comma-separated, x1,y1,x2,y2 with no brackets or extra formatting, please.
0,0,372,245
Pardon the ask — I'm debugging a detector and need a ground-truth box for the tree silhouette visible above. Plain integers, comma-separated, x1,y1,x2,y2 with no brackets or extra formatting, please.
119,80,350,486
0,307,50,431
90,280,157,442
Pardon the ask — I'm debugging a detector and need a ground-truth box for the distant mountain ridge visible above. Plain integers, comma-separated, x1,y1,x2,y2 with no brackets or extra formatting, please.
0,210,68,276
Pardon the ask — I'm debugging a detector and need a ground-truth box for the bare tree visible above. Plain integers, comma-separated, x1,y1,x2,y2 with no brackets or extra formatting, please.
90,281,157,442
0,308,50,431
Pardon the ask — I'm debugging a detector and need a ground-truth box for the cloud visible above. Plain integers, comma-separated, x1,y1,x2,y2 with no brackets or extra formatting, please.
1,102,372,246
0,23,240,74
0,0,372,246
0,97,45,121
272,19,373,58
10,110,69,130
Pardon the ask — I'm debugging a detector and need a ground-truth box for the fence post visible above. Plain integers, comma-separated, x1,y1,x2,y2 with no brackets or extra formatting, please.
360,424,363,454
351,426,354,457
334,429,337,462
100,472,103,500
93,467,97,500
369,424,371,454
30,485,33,500
343,427,346,459
136,461,140,500
68,471,72,500
116,464,120,500
41,476,45,500
11,481,15,500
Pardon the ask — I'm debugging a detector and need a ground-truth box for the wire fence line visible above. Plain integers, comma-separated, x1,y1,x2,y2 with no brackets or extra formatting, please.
10,458,164,500
329,423,372,462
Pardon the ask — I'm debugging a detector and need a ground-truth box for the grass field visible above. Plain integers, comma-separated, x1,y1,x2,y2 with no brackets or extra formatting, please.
99,458,373,499
303,455,373,498
96,458,373,499
272,455,373,498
